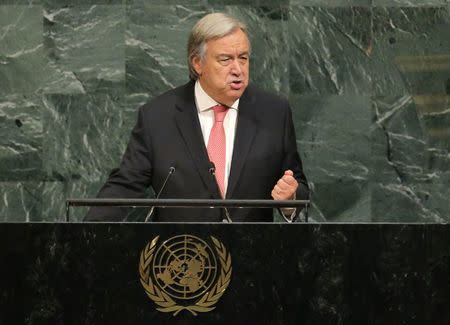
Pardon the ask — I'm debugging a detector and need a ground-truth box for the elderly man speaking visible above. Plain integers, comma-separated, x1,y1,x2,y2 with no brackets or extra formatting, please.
85,13,309,222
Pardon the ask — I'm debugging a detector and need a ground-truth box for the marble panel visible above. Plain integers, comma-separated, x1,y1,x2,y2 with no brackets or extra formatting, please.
371,94,450,184
288,5,374,95
309,180,371,222
0,1,41,4
43,4,125,95
0,182,42,221
42,180,106,221
43,0,123,4
370,6,450,96
371,95,428,184
371,182,450,222
288,5,450,96
291,93,371,183
289,93,371,221
0,95,43,181
41,181,68,221
42,93,129,183
0,5,45,95
0,1,123,4
206,0,290,7
125,3,203,99
291,0,371,6
373,0,448,6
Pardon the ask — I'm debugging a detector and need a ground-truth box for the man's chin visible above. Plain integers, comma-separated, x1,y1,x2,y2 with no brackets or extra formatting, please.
226,87,246,100
222,95,242,106
213,86,247,106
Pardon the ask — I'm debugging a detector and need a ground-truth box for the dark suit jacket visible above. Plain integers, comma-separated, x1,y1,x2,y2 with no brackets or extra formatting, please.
85,80,309,222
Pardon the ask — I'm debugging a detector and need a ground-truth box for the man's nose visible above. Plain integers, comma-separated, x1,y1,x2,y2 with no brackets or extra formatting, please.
230,59,242,75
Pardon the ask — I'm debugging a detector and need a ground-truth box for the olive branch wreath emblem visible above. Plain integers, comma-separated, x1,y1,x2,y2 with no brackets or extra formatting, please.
139,235,232,316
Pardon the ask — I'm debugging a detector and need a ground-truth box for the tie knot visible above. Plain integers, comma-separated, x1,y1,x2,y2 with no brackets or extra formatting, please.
212,105,228,122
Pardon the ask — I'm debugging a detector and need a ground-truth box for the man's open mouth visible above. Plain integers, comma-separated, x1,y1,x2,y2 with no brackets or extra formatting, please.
230,80,243,89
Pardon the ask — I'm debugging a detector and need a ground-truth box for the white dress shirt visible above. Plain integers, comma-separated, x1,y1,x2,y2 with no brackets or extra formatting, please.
194,81,238,195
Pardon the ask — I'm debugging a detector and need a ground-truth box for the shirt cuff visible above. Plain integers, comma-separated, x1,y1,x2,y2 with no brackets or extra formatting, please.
280,192,296,218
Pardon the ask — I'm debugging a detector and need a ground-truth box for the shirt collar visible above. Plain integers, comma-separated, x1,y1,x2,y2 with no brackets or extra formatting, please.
194,80,239,112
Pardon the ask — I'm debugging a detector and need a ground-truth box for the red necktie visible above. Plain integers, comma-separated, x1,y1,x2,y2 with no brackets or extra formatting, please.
207,105,229,198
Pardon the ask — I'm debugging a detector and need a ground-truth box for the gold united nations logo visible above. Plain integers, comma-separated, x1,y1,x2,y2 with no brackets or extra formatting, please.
139,234,232,316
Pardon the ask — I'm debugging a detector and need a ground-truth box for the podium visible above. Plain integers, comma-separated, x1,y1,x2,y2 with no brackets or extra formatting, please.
1,222,449,324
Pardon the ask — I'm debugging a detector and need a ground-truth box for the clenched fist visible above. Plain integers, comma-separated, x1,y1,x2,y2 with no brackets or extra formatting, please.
271,170,298,201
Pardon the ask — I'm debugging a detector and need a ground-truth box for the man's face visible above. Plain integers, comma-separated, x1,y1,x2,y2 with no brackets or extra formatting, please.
192,29,250,107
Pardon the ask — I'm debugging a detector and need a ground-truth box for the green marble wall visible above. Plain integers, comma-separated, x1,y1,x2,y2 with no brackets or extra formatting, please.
1,0,449,222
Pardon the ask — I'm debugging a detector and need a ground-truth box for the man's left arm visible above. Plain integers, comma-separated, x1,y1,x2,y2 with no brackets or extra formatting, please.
271,103,309,210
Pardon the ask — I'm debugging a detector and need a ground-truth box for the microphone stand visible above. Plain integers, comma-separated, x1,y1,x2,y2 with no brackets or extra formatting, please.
144,167,175,222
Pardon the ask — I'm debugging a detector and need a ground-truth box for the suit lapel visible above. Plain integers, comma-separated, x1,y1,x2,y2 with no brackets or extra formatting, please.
174,82,221,198
226,88,257,198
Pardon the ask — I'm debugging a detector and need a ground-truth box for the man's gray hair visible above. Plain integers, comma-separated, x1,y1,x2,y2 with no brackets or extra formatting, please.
187,13,250,80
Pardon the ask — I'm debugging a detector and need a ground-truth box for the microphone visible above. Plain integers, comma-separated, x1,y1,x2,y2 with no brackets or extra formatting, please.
144,166,175,222
208,162,232,223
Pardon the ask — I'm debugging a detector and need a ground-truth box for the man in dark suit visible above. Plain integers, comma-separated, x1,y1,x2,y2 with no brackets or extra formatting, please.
85,13,308,222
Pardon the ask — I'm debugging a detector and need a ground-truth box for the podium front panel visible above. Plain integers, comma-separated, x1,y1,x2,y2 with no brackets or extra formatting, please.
0,223,449,324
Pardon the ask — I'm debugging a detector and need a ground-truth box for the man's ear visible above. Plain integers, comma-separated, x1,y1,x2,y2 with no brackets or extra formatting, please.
192,56,202,76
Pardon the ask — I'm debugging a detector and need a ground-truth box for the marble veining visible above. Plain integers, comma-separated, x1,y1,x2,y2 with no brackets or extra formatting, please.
0,1,449,221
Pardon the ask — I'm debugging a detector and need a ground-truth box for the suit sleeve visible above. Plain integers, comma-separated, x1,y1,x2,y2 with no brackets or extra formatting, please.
84,106,153,221
282,103,309,201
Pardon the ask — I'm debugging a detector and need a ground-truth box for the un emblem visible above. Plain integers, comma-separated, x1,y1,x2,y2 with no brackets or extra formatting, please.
139,235,232,316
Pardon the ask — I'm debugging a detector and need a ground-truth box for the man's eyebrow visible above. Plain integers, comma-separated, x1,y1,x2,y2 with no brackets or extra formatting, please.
216,51,249,58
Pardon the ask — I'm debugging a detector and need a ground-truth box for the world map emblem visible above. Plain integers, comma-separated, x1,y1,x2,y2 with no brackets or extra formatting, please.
139,234,232,316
